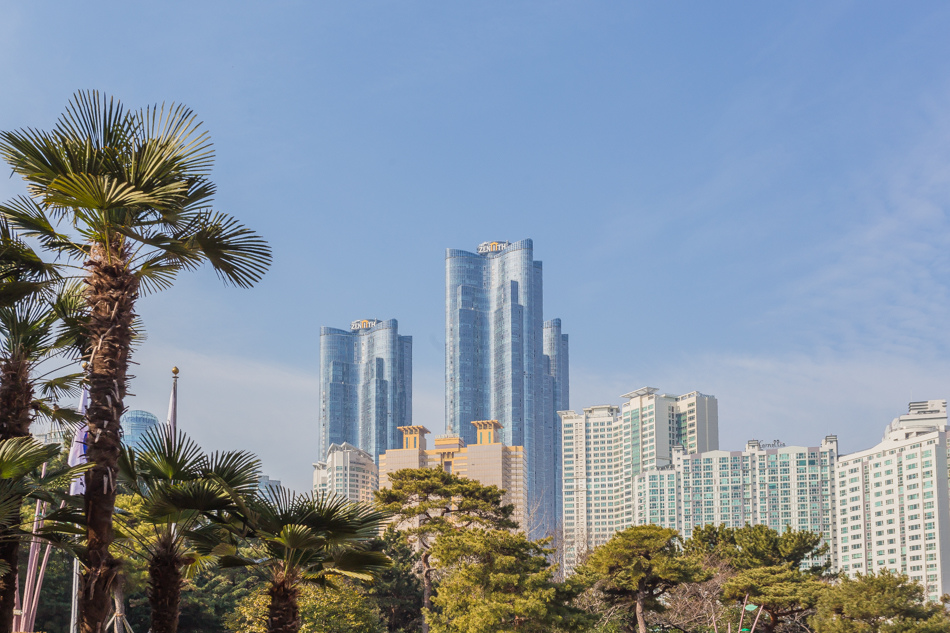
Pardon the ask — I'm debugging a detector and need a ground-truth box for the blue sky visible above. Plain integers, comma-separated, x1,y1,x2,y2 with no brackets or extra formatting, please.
3,2,950,490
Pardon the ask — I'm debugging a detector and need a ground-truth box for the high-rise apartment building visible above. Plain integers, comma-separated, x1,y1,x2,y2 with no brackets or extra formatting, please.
834,401,950,601
561,414,835,573
562,393,950,601
670,437,837,539
622,437,838,575
258,475,282,493
560,388,719,572
318,318,412,464
379,421,527,529
620,387,718,471
445,239,567,536
313,442,379,503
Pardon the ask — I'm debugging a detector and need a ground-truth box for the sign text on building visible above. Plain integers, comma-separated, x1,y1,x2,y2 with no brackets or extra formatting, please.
351,319,382,331
477,241,511,255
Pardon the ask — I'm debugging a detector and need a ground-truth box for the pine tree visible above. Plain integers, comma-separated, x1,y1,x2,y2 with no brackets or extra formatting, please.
427,529,588,633
576,525,707,633
375,468,517,633
811,571,950,633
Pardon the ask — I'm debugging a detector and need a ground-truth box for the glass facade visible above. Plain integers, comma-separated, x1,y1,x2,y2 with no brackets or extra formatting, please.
445,239,568,536
318,319,412,464
121,409,161,448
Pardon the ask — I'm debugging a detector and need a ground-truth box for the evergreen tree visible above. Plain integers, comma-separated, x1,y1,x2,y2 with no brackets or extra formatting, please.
576,525,707,633
426,528,587,633
723,565,825,633
369,527,424,632
686,523,829,573
375,467,517,632
811,571,950,633
731,524,829,574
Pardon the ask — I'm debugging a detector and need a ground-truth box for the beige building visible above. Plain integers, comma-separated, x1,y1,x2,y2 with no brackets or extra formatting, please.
379,420,527,529
312,442,379,503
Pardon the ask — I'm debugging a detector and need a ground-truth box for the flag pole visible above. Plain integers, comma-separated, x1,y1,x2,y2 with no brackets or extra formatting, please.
69,365,90,633
166,366,178,437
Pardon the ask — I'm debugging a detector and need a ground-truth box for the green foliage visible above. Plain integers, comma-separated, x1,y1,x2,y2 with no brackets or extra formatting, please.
576,525,707,633
0,437,89,536
683,523,738,561
222,487,389,632
114,425,262,567
811,571,950,633
733,524,829,573
686,523,829,574
426,528,588,633
0,90,273,292
375,468,517,543
225,582,384,633
30,546,74,633
374,467,518,620
723,565,826,633
368,528,424,633
232,487,391,586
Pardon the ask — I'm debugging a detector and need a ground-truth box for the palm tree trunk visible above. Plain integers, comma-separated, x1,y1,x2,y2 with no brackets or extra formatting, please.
0,358,34,632
267,578,301,633
148,548,182,633
80,239,137,633
0,358,33,438
0,540,18,633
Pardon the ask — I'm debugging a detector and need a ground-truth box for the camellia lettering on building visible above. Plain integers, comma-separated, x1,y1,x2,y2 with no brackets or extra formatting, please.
350,319,382,331
476,241,511,255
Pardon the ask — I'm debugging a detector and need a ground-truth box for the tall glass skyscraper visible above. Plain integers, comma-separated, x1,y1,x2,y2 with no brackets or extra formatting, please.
318,318,412,464
445,239,568,536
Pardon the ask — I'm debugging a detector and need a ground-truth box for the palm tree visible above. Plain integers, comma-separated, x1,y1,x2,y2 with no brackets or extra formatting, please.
0,227,85,632
115,426,261,633
0,436,90,632
223,488,391,633
0,90,271,632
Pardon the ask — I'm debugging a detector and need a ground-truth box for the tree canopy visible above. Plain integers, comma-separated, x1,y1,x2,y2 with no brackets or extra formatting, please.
427,528,588,633
811,571,950,633
576,525,707,633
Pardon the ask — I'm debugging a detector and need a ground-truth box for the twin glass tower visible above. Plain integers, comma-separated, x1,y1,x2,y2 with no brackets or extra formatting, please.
446,239,569,537
318,239,568,538
317,319,413,464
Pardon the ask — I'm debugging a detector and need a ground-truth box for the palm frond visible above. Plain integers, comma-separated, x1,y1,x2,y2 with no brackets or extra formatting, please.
184,211,271,288
0,437,58,479
0,196,87,257
205,449,262,494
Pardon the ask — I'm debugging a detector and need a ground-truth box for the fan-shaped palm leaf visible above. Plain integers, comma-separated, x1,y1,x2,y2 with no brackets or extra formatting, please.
1,90,271,633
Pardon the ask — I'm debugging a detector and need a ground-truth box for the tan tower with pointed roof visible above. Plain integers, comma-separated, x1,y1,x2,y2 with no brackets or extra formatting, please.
379,420,527,529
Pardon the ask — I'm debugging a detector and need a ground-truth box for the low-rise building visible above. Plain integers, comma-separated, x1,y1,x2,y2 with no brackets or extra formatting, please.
312,442,379,503
379,420,527,529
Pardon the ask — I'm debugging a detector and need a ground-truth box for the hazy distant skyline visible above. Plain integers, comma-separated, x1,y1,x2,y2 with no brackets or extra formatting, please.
3,2,950,490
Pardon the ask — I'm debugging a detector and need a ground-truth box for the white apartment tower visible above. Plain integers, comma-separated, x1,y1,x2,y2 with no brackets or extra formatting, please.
312,442,379,504
560,387,719,572
630,437,838,571
562,394,950,600
834,401,950,602
620,387,719,471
